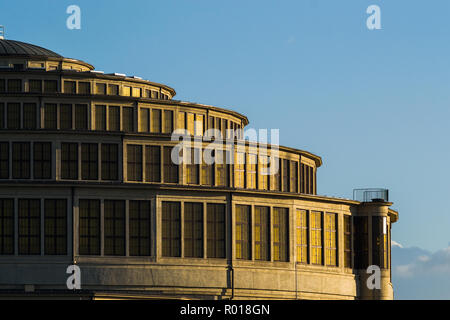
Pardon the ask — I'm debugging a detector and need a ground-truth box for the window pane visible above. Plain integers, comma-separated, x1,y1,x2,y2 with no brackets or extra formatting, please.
129,200,151,256
101,144,118,181
34,142,52,179
0,199,14,254
44,199,67,255
7,79,21,92
235,205,251,260
18,199,40,255
207,203,225,258
163,146,178,183
44,80,58,93
184,202,203,258
296,209,308,263
255,206,269,261
108,106,120,131
95,105,106,131
64,81,76,94
29,80,42,93
79,199,100,255
61,143,78,180
122,107,134,132
151,109,161,133
127,145,142,181
145,146,161,182
23,103,37,129
60,104,73,130
12,142,30,179
44,103,57,129
104,200,125,256
0,142,9,179
162,201,181,257
7,103,20,129
78,82,90,94
81,143,98,180
75,104,88,130
273,207,288,262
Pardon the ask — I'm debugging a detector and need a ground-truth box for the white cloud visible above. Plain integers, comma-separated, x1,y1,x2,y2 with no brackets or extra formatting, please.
391,240,403,248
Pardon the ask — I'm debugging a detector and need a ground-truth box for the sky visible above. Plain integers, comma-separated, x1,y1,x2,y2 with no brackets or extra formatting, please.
1,0,450,298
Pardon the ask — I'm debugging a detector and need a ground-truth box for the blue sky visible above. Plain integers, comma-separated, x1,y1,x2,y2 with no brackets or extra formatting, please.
1,0,450,296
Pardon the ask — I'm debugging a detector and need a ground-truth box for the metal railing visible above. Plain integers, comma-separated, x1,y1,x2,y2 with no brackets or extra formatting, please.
353,188,389,202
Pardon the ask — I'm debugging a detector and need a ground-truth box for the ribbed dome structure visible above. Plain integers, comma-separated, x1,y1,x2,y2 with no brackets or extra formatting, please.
0,39,62,57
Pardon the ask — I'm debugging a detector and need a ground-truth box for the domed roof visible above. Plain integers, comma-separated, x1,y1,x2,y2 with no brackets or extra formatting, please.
0,39,62,58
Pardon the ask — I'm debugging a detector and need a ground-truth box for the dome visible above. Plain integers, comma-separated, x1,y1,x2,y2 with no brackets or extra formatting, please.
0,39,62,58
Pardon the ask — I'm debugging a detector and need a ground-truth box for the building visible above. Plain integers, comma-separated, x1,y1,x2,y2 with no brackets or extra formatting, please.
0,38,398,300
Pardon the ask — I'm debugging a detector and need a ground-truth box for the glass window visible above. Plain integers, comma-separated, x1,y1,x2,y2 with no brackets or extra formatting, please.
81,143,98,180
108,106,120,131
122,86,131,96
372,216,388,269
273,158,281,191
311,211,323,265
162,201,181,257
215,150,228,187
195,114,204,136
18,199,41,255
0,142,9,179
201,149,213,186
344,215,352,268
258,155,269,190
0,103,4,129
95,105,106,131
234,152,245,188
207,203,225,258
79,199,100,255
60,104,73,130
44,103,57,130
104,200,125,256
247,154,257,189
163,110,173,134
145,146,161,182
0,199,14,255
235,205,251,260
95,83,106,95
151,109,161,133
163,146,179,183
61,143,78,180
296,209,308,264
7,103,20,129
78,82,90,94
290,161,298,193
132,87,141,97
108,84,119,95
44,80,58,93
34,142,52,179
75,104,88,130
23,103,37,129
129,200,151,256
140,108,150,133
282,159,290,192
273,207,288,262
177,112,185,130
184,202,203,258
7,79,21,92
127,145,142,181
0,79,5,93
187,113,195,136
29,80,42,93
44,199,67,255
101,144,118,181
12,142,30,179
122,107,134,132
186,148,200,185
255,206,270,261
325,213,337,266
64,81,76,94
354,216,368,269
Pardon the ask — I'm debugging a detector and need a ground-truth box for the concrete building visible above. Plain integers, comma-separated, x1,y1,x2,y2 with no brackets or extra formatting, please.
0,38,398,300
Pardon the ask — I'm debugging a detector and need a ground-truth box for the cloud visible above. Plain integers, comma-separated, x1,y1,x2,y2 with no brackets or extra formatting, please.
391,240,403,248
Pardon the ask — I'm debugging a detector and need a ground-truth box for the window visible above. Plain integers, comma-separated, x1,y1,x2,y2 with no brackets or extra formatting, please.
12,142,30,179
44,199,67,255
44,80,58,93
258,156,269,190
162,201,181,257
23,103,37,129
151,90,159,99
344,215,352,268
140,108,150,132
132,87,141,97
325,213,337,266
247,154,257,189
78,82,90,94
290,161,298,193
0,199,14,255
122,86,131,96
296,209,308,264
163,110,174,134
61,143,78,180
29,80,42,93
354,216,368,269
75,104,88,130
104,200,125,256
151,109,161,133
177,112,185,130
44,103,57,129
273,207,288,262
108,106,120,131
207,204,225,258
108,84,119,95
95,83,106,95
235,205,251,260
195,114,204,136
95,105,106,131
81,143,98,180
60,104,73,130
18,199,40,255
79,199,100,255
215,118,222,138
0,103,4,129
7,103,20,129
163,146,179,183
7,79,21,92
129,201,151,256
101,144,118,181
184,202,203,258
0,80,5,93
0,142,9,179
186,148,200,185
311,211,323,265
122,107,134,132
187,113,195,135
372,216,388,269
145,146,161,182
273,158,281,191
127,145,142,181
34,142,52,179
64,81,76,94
201,149,214,186
234,152,245,188
255,206,270,261
215,150,228,187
